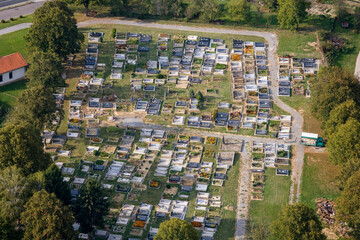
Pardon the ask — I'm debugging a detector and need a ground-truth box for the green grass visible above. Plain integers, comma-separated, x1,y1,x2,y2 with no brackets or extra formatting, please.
214,153,241,240
249,168,291,228
0,15,33,30
0,28,29,59
277,30,321,58
0,80,27,124
279,95,323,134
300,153,341,209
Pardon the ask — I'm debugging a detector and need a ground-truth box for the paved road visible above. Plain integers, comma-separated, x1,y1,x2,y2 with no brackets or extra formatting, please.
0,0,43,20
0,0,29,8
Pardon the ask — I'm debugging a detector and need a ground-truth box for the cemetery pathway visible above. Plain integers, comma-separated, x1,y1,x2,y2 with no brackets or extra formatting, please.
79,18,305,238
355,51,360,77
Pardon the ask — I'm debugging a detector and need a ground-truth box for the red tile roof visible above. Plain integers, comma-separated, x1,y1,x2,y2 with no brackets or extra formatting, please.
0,52,28,74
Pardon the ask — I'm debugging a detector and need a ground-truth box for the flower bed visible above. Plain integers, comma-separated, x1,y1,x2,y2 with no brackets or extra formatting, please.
206,137,217,145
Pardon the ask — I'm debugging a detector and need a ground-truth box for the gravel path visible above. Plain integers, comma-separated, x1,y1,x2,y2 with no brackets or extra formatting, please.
355,51,360,77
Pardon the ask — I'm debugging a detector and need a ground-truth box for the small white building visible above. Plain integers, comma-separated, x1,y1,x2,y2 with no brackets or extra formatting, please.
0,52,27,86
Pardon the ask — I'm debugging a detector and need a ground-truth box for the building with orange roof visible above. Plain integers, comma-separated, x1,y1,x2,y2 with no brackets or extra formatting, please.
0,52,28,86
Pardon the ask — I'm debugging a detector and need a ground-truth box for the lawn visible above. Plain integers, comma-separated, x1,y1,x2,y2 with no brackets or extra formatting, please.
0,28,29,59
248,168,291,228
300,153,341,209
0,80,27,124
279,96,323,134
0,14,33,30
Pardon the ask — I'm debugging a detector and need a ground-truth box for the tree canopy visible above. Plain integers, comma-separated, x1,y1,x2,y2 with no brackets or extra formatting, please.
9,85,59,130
26,51,65,89
324,100,360,137
327,119,360,165
336,170,360,238
44,164,71,205
311,66,360,123
0,166,30,223
226,0,251,23
0,124,51,175
262,0,278,11
271,203,326,240
72,180,110,233
21,190,76,240
277,0,310,30
25,0,84,60
199,0,220,22
155,218,198,240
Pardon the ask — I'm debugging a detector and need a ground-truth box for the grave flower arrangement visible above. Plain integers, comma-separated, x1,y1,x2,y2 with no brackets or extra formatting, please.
206,137,217,145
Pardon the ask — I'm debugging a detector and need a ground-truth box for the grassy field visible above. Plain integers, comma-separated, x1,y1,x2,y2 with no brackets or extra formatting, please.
279,96,323,134
300,153,341,209
0,14,33,30
248,168,291,229
0,28,29,59
0,80,27,124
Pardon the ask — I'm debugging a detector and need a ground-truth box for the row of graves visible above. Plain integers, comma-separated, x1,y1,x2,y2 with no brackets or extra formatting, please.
230,41,268,103
54,126,241,240
250,141,291,201
152,135,241,240
278,56,320,97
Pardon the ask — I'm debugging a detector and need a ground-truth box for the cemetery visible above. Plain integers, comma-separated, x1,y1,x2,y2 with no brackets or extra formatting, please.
277,56,320,97
64,26,299,139
50,25,302,240
49,124,241,240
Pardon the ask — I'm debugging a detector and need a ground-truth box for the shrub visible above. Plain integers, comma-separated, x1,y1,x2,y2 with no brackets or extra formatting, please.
19,15,24,18
10,18,14,21
111,28,116,38
1,19,6,23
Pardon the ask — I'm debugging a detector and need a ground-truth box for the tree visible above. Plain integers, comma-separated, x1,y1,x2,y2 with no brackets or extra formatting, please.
324,100,360,137
327,119,360,165
44,164,71,205
262,0,278,11
26,51,65,88
311,66,360,122
0,124,51,175
226,0,251,23
336,170,360,238
72,180,110,233
10,85,59,130
0,166,29,223
199,0,220,22
155,218,198,240
21,190,76,240
354,7,360,33
337,158,360,188
127,0,152,17
271,203,326,240
184,0,202,19
247,220,271,240
169,0,184,17
334,0,348,23
70,0,103,16
0,217,21,240
277,0,310,30
25,0,84,60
